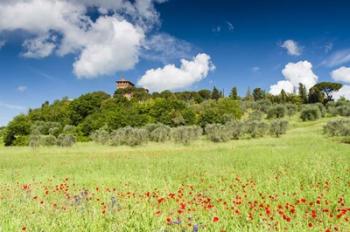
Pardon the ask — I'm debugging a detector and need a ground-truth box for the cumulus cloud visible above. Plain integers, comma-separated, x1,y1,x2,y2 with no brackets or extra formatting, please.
281,40,302,56
322,49,350,67
138,53,215,92
73,17,144,78
22,34,56,58
269,80,294,95
331,66,350,83
282,61,318,90
0,0,166,78
269,60,318,95
332,85,350,100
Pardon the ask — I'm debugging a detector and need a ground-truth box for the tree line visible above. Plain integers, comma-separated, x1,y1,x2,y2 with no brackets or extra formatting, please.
2,81,348,146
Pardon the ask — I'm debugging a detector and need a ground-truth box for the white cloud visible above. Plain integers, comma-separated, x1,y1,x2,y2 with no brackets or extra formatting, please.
331,66,350,83
269,60,318,95
17,86,27,92
138,53,215,92
0,0,165,78
269,80,294,95
282,61,318,90
322,49,350,67
22,34,56,58
281,39,302,56
73,17,144,78
332,85,350,100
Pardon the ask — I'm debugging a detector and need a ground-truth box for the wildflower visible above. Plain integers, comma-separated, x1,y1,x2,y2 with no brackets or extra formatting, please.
213,216,219,222
22,226,26,231
193,224,199,232
308,222,313,228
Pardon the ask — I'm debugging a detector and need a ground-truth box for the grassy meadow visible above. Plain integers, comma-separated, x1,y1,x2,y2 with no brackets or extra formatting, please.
0,118,349,231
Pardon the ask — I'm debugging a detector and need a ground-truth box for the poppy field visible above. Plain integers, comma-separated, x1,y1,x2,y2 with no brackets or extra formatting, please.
0,119,349,231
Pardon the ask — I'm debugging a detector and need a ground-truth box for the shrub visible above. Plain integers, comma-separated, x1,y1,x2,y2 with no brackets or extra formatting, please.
285,104,298,117
248,111,264,121
110,127,149,146
300,106,321,121
149,124,171,142
57,134,76,147
225,121,243,140
267,105,286,119
41,135,57,146
205,124,231,142
171,126,202,145
29,134,41,148
269,120,288,137
90,128,110,145
336,105,350,117
323,119,350,137
12,135,29,146
245,121,269,138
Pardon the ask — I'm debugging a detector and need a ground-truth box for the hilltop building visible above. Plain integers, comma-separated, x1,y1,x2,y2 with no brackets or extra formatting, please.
116,77,148,100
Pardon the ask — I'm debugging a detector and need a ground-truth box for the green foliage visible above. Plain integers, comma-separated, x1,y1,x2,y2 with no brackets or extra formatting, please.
90,127,110,145
252,88,265,101
269,120,288,137
148,124,171,143
300,106,322,121
109,127,149,147
245,120,269,138
285,103,298,117
267,104,286,119
226,121,244,139
69,91,110,125
211,87,222,100
205,124,231,143
57,134,76,147
252,100,272,113
171,126,202,145
298,83,308,104
323,119,350,137
3,115,31,146
229,87,239,100
313,82,343,103
248,111,264,121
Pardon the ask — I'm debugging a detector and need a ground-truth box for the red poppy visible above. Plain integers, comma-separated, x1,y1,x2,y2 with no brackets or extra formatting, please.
213,216,219,222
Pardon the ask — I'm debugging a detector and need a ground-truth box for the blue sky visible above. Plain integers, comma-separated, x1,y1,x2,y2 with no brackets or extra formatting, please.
1,0,350,125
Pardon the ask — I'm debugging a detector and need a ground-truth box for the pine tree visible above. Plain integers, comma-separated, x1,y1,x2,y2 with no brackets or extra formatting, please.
211,86,221,100
229,87,239,100
298,83,308,104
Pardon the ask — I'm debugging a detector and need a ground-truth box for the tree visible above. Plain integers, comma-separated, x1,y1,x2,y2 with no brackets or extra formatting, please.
245,87,254,101
229,87,239,100
253,88,265,101
308,87,324,104
211,87,221,100
3,115,31,146
313,82,343,103
280,90,288,103
298,83,308,104
198,89,211,100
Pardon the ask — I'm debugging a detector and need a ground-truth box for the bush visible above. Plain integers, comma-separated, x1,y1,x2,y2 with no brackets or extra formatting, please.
225,121,243,140
29,134,41,148
109,127,149,146
57,134,76,147
248,111,264,121
285,104,298,117
12,135,29,146
323,119,350,137
41,135,57,146
270,120,288,137
205,124,231,142
267,105,286,119
300,106,321,121
90,128,110,145
336,105,350,117
245,121,269,138
171,126,202,145
149,124,171,142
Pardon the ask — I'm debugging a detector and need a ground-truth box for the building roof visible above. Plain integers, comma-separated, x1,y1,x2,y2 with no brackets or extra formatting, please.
116,78,135,86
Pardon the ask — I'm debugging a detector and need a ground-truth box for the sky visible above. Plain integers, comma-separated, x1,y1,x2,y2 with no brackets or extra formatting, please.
1,0,350,126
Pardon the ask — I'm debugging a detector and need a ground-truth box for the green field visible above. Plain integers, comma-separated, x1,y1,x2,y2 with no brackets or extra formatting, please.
0,118,349,231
